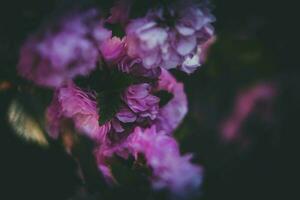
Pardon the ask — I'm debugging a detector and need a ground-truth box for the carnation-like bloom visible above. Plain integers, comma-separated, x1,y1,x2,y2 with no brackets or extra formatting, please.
46,83,111,141
122,83,160,120
108,83,160,133
18,9,111,88
126,0,215,73
99,36,162,78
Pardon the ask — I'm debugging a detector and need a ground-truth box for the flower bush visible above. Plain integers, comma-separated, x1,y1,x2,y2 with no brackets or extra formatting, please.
16,0,215,198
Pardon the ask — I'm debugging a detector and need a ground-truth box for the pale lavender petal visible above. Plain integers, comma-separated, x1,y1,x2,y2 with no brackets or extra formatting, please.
176,24,195,36
176,35,197,56
139,27,168,50
181,48,201,74
142,51,160,69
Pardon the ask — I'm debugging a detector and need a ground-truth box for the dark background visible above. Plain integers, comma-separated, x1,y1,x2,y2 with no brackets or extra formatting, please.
0,0,296,199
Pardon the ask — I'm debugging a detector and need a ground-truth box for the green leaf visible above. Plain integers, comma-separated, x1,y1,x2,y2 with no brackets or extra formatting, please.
105,23,125,38
154,90,173,107
110,155,151,188
97,91,122,125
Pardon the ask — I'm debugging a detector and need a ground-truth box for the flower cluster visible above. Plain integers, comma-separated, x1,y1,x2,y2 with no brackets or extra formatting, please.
126,0,215,73
17,0,215,197
18,9,111,88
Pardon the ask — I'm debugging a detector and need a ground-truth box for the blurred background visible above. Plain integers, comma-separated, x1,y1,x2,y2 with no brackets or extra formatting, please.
0,0,295,199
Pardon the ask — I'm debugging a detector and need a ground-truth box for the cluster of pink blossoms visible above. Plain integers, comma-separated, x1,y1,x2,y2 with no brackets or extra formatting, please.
17,0,215,197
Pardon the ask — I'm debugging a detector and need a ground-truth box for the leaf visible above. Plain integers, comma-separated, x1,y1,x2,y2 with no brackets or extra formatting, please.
97,91,122,125
110,155,151,188
105,23,125,38
154,90,173,107
7,99,48,147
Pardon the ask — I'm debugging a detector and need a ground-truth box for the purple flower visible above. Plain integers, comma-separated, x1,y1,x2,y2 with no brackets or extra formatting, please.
154,69,188,134
46,83,111,141
127,126,202,196
122,83,160,121
126,1,215,73
109,83,160,133
18,9,111,88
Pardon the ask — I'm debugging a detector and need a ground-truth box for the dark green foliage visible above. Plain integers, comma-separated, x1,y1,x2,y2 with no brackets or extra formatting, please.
155,90,173,107
97,90,122,124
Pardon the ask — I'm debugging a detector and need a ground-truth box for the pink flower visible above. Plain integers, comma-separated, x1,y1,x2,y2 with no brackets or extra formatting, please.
220,83,277,142
127,126,202,196
46,83,111,142
126,1,215,73
18,9,111,88
154,69,188,134
95,125,202,196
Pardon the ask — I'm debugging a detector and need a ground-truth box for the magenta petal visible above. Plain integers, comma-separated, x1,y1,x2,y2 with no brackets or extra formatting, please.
99,37,126,62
